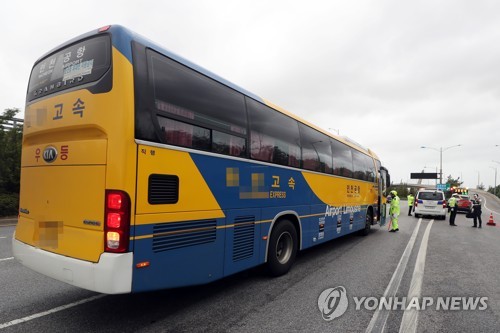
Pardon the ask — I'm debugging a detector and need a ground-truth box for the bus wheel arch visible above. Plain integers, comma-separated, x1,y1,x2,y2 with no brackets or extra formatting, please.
266,214,300,277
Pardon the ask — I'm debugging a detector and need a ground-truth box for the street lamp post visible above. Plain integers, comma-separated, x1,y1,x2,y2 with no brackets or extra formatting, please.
493,160,500,196
420,144,462,185
490,166,497,197
423,165,438,186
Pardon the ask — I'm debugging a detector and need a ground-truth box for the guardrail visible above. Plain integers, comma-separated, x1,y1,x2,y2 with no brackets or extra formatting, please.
1,118,23,130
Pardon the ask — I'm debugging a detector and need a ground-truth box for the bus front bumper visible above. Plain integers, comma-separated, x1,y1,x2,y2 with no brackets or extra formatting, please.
12,238,132,294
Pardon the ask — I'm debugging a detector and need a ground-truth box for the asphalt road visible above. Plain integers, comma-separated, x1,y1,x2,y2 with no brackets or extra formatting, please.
1,195,499,332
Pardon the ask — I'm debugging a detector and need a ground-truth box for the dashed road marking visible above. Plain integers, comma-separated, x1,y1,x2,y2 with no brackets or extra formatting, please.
365,218,423,333
0,294,106,329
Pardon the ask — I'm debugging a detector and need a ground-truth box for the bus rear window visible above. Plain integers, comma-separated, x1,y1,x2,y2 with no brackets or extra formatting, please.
27,35,111,102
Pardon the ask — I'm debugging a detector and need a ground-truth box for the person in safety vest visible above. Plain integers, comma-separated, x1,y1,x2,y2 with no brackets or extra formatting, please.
389,190,400,232
448,194,458,226
407,193,415,216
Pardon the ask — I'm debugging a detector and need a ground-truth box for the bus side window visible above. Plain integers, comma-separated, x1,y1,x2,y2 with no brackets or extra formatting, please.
352,150,367,181
148,48,251,159
158,116,210,151
365,155,376,182
250,131,274,162
331,139,353,178
212,130,246,157
299,123,333,173
247,98,301,168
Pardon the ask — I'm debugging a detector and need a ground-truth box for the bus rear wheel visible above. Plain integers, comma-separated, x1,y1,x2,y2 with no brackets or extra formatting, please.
267,220,298,277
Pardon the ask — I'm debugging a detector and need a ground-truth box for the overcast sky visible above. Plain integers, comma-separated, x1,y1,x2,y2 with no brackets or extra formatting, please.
2,0,500,189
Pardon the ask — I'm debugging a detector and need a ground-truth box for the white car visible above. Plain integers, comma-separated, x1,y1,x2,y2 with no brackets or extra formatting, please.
414,190,447,220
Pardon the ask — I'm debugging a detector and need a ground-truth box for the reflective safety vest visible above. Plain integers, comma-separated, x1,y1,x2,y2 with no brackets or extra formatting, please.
448,197,457,207
390,196,400,215
407,195,414,206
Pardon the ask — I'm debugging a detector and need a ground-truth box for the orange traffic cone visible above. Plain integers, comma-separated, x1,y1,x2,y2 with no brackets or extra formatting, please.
487,213,496,226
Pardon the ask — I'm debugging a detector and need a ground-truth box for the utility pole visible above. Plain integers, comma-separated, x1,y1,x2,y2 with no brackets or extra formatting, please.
421,145,461,185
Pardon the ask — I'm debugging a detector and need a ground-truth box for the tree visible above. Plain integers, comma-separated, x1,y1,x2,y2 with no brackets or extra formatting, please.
445,175,463,188
487,186,499,198
387,183,411,199
0,108,22,216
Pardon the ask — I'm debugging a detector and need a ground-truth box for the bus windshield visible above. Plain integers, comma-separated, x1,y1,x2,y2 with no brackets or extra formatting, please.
27,35,111,102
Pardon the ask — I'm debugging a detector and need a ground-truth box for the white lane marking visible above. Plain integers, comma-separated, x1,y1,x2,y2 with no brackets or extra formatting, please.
399,219,434,333
0,236,7,239
472,192,499,216
0,257,14,262
0,294,106,329
365,218,423,333
483,198,500,216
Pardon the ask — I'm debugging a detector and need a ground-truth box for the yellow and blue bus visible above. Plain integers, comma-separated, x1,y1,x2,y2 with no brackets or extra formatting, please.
13,25,390,294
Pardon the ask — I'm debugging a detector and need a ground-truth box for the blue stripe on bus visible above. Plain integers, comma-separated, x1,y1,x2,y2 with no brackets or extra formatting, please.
128,149,374,291
108,25,134,62
130,203,370,292
190,153,324,209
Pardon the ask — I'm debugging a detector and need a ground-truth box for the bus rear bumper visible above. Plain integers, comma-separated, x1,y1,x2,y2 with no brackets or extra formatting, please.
12,238,132,294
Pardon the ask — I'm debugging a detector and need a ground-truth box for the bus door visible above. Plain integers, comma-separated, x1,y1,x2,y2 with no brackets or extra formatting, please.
378,167,390,226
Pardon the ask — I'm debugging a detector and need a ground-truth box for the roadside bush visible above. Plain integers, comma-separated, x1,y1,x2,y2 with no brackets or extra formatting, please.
0,192,19,217
0,108,22,217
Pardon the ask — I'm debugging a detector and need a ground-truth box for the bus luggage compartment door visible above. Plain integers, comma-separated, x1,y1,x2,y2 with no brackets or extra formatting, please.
16,165,106,263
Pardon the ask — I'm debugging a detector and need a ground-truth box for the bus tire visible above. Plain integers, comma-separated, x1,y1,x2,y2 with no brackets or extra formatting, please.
360,210,372,236
267,220,298,277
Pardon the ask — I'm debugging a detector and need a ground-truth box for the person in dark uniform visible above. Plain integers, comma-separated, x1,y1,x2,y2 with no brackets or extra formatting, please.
472,194,482,228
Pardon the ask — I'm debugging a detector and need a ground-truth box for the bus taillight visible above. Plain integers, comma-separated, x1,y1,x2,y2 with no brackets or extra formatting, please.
105,190,130,253
107,193,123,210
107,213,122,229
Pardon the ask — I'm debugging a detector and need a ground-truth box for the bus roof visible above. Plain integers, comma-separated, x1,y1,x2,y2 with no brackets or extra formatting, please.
34,25,374,156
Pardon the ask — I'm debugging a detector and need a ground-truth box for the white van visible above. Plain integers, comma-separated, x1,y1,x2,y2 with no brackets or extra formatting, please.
414,190,447,220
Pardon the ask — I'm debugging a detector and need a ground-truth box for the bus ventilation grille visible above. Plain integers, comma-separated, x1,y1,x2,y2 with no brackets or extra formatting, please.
152,219,217,253
148,174,179,204
233,216,255,262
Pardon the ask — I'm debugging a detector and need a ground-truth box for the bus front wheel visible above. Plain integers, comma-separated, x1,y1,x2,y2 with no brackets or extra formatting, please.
360,210,372,236
267,220,298,277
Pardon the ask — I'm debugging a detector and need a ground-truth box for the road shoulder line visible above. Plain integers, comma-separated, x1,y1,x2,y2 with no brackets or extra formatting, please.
399,219,434,333
365,218,422,333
